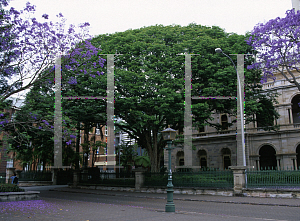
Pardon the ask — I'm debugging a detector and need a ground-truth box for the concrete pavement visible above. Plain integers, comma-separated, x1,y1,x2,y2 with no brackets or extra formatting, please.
0,196,273,221
51,186,300,207
1,185,299,221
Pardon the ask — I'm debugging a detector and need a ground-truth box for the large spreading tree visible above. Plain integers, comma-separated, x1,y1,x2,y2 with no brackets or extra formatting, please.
90,24,278,172
9,22,278,172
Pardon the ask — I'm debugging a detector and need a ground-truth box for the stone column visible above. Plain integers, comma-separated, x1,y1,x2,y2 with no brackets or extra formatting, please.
6,167,15,184
73,170,79,187
229,166,247,195
51,168,58,185
133,168,146,191
249,155,259,170
276,155,281,170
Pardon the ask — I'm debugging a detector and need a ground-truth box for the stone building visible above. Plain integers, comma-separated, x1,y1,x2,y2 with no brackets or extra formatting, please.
167,69,300,172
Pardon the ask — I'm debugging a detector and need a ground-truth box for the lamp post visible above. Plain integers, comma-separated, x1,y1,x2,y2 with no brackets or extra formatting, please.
215,48,246,167
161,127,177,212
119,148,123,178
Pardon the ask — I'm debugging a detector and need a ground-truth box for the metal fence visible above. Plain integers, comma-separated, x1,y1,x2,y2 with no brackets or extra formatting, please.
144,172,168,187
246,167,300,189
57,169,73,185
19,171,52,181
144,169,234,189
79,169,135,187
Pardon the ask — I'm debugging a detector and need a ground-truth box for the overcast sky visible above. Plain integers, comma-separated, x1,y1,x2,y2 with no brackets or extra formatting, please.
4,0,294,101
7,0,293,36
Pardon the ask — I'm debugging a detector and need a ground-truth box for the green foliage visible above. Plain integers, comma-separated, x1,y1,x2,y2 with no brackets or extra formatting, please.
134,155,151,168
0,183,24,192
4,82,78,168
91,24,278,172
116,142,137,171
5,49,107,169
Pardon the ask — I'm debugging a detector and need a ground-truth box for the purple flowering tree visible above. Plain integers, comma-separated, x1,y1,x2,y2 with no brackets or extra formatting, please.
247,9,300,90
0,0,106,167
0,0,104,102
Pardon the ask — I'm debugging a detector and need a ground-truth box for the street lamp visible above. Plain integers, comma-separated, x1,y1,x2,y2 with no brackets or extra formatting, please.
119,148,123,178
215,48,246,167
161,127,177,212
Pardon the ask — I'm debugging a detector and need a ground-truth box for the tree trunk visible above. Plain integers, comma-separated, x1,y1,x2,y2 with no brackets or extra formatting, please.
75,121,80,170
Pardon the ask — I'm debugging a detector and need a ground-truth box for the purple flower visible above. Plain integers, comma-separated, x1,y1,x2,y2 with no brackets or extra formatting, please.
96,71,104,76
42,14,49,19
68,76,77,85
57,12,64,18
42,120,49,125
70,135,76,138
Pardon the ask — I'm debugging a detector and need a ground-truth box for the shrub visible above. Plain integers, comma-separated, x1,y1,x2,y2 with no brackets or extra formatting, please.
0,184,25,192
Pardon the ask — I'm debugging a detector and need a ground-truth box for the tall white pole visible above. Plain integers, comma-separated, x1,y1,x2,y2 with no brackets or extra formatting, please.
292,0,300,12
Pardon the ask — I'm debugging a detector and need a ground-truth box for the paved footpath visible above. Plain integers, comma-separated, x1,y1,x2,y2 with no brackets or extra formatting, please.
53,186,300,207
0,186,299,221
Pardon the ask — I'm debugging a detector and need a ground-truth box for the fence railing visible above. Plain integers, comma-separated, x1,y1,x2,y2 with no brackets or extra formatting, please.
144,169,234,189
79,169,135,187
57,169,73,185
19,171,52,181
144,172,168,187
246,168,300,189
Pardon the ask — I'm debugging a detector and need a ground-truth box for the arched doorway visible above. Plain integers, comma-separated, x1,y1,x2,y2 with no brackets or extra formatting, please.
198,150,207,169
296,145,300,169
221,148,231,169
291,94,300,124
176,151,184,166
259,145,277,170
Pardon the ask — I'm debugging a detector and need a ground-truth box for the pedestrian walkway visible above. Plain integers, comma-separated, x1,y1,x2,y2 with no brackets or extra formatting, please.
51,186,300,208
1,185,299,221
0,196,273,221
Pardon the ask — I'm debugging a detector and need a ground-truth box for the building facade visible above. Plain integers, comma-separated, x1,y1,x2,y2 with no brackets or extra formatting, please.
167,69,300,172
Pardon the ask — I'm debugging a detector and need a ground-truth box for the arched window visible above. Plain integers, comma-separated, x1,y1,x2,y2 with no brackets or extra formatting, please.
221,148,231,169
291,95,300,124
259,145,277,170
198,150,207,169
221,114,228,130
296,145,300,169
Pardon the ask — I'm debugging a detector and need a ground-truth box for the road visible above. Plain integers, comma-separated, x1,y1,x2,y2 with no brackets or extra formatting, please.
0,185,299,221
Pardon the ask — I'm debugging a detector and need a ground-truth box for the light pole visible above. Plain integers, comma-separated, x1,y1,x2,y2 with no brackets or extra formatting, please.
215,48,246,167
161,127,177,212
119,148,123,178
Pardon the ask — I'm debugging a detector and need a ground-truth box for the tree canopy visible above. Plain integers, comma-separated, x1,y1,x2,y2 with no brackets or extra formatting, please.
90,24,278,171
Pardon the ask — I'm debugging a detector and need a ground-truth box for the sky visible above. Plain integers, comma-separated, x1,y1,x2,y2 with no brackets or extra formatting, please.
4,0,295,101
7,0,293,37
